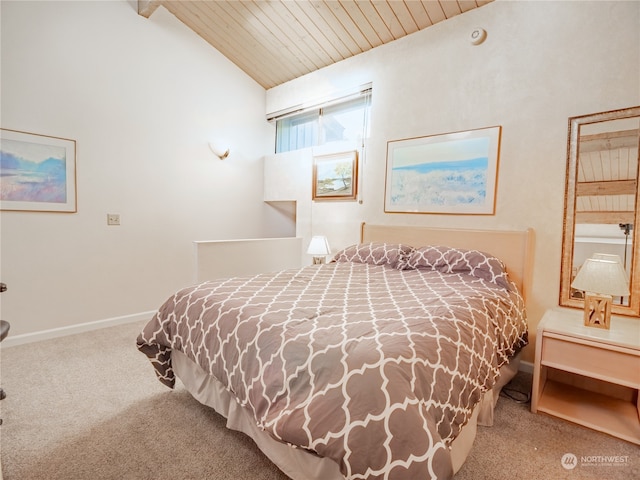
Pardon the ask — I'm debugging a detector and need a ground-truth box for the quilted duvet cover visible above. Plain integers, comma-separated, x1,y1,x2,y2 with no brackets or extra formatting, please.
137,243,527,480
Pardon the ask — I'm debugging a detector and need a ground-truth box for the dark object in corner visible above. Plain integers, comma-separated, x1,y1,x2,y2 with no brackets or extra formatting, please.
1,282,9,403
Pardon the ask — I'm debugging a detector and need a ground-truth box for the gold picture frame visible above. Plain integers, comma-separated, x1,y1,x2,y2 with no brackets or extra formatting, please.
384,126,501,214
312,150,358,201
1,128,77,213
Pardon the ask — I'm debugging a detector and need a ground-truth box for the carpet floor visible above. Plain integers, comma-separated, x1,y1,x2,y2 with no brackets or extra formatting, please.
0,320,637,479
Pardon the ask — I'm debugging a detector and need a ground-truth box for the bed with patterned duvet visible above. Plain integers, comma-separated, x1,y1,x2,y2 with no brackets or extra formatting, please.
137,241,528,480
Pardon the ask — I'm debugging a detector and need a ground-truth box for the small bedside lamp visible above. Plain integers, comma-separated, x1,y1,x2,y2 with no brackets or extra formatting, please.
307,236,331,264
571,258,630,329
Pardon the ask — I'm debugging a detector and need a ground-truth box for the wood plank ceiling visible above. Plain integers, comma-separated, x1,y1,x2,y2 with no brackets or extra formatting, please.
577,128,640,225
138,0,493,89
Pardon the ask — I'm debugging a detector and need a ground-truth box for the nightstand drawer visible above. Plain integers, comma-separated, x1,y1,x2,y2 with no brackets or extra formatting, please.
542,336,640,388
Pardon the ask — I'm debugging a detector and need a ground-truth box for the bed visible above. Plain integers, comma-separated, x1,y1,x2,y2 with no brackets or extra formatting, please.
137,223,534,480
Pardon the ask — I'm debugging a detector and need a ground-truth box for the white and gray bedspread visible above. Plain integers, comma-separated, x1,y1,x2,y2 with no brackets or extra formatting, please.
137,243,527,480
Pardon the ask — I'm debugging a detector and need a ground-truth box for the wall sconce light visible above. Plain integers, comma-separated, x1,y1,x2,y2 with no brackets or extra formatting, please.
571,257,630,329
208,143,230,160
307,236,331,264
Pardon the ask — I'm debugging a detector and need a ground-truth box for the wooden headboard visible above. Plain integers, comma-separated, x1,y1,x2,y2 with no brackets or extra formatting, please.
361,223,535,300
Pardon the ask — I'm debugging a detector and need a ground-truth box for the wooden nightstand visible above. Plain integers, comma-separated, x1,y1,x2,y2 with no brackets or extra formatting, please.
531,308,640,445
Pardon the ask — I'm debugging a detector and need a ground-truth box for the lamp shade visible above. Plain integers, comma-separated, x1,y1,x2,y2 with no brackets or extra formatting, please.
307,236,331,256
591,253,629,280
571,258,630,297
591,253,623,263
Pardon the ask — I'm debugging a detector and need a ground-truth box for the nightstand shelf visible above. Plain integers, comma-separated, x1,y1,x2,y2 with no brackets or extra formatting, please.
537,379,640,444
532,308,640,445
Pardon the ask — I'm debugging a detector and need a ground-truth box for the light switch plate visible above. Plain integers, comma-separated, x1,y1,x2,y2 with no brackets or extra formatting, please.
107,213,120,226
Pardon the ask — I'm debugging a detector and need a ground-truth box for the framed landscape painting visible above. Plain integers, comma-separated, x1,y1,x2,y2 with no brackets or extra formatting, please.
312,150,358,201
0,129,77,212
384,126,501,214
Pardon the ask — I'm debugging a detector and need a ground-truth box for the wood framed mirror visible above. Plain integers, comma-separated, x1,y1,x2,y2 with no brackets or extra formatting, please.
560,106,640,316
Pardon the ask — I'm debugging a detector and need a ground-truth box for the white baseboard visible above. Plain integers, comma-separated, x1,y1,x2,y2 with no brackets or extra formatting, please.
2,311,156,348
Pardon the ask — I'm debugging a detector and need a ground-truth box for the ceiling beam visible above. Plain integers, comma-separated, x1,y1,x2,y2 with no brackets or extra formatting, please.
138,0,161,18
576,211,635,224
579,129,640,153
576,179,637,197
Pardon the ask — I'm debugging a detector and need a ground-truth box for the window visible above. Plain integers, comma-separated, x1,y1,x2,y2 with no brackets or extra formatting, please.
274,88,371,153
276,111,319,152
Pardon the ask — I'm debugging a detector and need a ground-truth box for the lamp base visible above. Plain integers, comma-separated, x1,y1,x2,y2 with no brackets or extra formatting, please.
583,293,612,329
312,256,326,265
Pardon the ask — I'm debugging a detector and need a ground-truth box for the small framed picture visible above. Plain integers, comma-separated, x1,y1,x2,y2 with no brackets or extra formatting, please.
1,128,77,212
312,150,358,201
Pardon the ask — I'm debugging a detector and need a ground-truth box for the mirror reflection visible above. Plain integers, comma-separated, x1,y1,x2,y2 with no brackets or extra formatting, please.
561,106,640,316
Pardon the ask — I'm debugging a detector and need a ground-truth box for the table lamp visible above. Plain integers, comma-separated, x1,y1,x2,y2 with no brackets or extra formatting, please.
571,258,630,329
307,236,331,264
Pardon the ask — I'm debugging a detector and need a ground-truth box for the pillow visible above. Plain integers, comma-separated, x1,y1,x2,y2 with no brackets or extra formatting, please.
407,245,512,290
331,242,415,270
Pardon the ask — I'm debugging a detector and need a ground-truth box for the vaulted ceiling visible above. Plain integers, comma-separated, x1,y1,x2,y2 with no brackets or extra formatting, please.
138,1,493,89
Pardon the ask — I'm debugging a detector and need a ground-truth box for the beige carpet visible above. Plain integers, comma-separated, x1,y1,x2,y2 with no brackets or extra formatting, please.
0,320,637,480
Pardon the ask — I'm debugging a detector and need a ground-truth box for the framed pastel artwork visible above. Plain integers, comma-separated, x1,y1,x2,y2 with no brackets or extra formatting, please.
384,126,501,214
0,128,77,212
312,150,358,201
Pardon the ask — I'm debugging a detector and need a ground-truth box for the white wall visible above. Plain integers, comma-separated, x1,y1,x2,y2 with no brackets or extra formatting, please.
265,0,640,362
3,1,639,352
0,1,286,338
